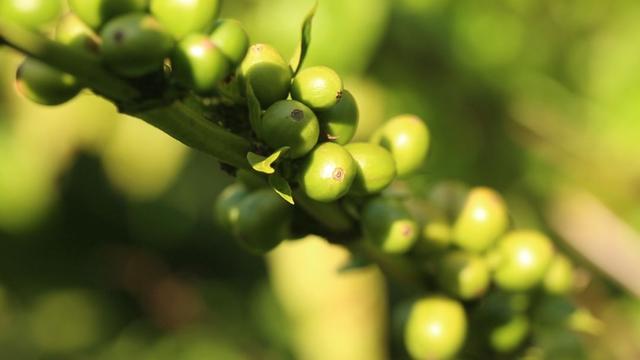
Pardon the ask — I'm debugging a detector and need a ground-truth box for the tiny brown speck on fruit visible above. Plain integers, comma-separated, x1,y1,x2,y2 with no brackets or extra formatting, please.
336,90,343,101
332,167,345,181
114,30,125,43
401,225,414,238
290,109,304,121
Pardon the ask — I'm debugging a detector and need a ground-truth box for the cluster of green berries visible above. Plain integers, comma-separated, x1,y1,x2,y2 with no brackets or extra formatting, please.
8,0,248,104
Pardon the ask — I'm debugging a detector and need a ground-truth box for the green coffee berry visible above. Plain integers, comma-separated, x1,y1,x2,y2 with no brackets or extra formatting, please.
240,44,291,108
362,197,418,254
316,89,359,144
543,254,574,295
210,19,250,65
100,13,175,77
0,0,62,28
489,314,530,354
344,142,396,195
259,100,319,158
16,58,82,106
493,230,554,291
372,114,430,177
404,296,467,360
419,220,452,253
171,34,230,94
233,189,291,254
55,13,100,54
150,0,220,39
438,251,490,300
291,66,343,111
214,183,248,232
69,0,148,30
298,142,356,202
452,187,509,253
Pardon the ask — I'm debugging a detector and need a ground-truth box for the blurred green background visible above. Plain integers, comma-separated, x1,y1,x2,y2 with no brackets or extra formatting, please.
1,0,640,359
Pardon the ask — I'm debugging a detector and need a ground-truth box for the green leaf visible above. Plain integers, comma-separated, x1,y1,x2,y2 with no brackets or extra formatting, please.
269,174,295,205
247,147,290,174
246,79,262,136
289,1,318,75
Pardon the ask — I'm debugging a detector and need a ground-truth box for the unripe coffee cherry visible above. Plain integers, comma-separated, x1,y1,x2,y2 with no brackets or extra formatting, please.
298,143,356,202
438,251,490,300
452,187,508,253
542,254,574,295
240,44,291,108
344,142,396,195
489,314,530,354
55,13,100,54
171,34,230,94
210,19,250,65
260,100,319,158
362,197,418,254
291,66,343,111
214,183,248,232
317,89,359,144
371,114,430,177
419,219,452,252
0,0,62,28
493,230,554,291
404,296,467,360
100,13,175,77
16,58,82,106
151,0,220,39
69,0,148,30
233,189,291,254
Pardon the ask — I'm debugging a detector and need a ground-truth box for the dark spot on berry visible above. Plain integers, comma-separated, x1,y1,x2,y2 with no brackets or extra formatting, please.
401,224,414,238
332,167,345,181
224,74,235,84
114,30,125,43
290,109,304,121
336,90,343,101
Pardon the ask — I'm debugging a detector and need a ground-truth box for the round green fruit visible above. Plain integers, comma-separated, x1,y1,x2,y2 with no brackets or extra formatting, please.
362,197,418,254
291,66,343,111
171,34,230,94
214,183,248,232
418,219,452,253
344,142,396,195
438,251,490,300
543,254,574,295
240,44,291,108
493,230,554,291
316,89,359,144
233,189,291,254
260,100,319,158
55,13,100,54
372,114,430,177
210,19,250,65
298,143,356,202
16,58,82,106
452,187,509,253
69,0,148,30
151,0,220,39
404,296,467,360
0,0,62,28
100,13,174,77
489,314,530,354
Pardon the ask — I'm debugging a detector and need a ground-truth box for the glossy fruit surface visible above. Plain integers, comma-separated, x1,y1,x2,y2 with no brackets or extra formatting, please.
316,89,359,144
55,13,100,54
260,100,319,158
16,58,82,106
291,66,343,111
239,44,291,108
69,0,148,29
233,189,291,254
344,142,396,195
543,254,574,295
100,13,174,77
489,314,530,353
438,251,490,300
452,187,509,253
210,19,249,65
362,197,418,254
404,296,467,360
151,0,219,39
298,143,356,202
493,230,554,291
214,183,248,232
171,34,229,94
0,0,62,28
372,114,430,177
